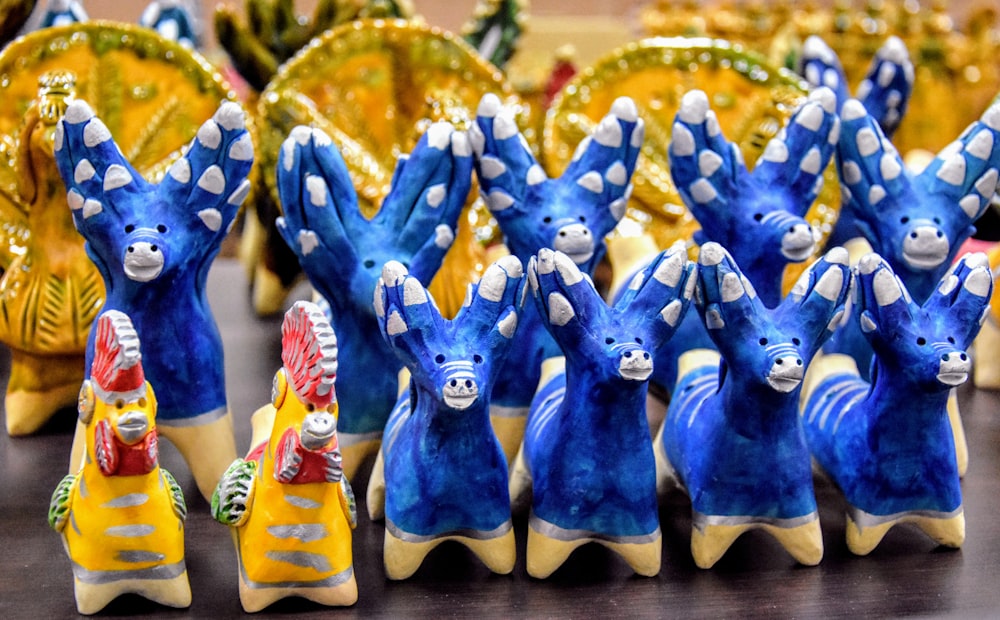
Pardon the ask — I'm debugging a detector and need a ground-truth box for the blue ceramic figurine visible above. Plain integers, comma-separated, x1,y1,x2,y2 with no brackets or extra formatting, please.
469,93,643,461
367,256,524,579
140,0,199,49
801,252,992,555
54,99,253,499
655,243,850,568
40,0,87,28
509,242,694,578
276,123,472,479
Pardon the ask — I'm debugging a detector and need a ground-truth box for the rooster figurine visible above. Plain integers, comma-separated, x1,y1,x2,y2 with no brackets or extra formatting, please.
212,300,357,612
48,310,190,614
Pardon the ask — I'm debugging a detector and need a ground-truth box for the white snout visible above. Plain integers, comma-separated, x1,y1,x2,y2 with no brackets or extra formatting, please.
937,351,971,386
123,242,164,282
902,226,949,270
780,223,817,262
619,348,653,381
443,376,479,410
553,223,595,265
767,355,804,392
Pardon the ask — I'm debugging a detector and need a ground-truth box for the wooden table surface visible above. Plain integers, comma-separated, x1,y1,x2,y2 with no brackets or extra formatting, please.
2,258,999,618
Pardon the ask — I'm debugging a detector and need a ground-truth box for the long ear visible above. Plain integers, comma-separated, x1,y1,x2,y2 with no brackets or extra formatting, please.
800,36,850,106
854,252,914,339
751,87,839,214
913,100,1000,225
778,246,851,355
375,260,446,369
469,93,537,220
456,255,524,355
613,240,696,349
923,252,993,347
528,248,604,350
694,242,762,340
55,99,150,230
853,36,913,138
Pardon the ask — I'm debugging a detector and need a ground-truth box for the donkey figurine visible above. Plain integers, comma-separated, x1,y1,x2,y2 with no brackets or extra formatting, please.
510,243,695,578
802,252,992,555
54,99,253,500
276,123,472,479
655,242,850,569
367,256,523,579
469,93,643,461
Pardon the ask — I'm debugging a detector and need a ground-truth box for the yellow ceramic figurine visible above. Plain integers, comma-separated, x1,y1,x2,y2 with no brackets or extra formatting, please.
48,310,190,615
212,301,357,612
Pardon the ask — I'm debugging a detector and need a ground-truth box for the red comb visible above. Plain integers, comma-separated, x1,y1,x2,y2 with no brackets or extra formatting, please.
281,301,338,407
90,310,144,395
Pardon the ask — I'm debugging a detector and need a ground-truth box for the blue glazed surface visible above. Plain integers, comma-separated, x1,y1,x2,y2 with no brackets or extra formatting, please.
803,253,991,517
523,245,694,538
276,124,471,439
54,101,253,423
661,243,850,521
470,94,642,412
377,257,523,538
140,4,200,48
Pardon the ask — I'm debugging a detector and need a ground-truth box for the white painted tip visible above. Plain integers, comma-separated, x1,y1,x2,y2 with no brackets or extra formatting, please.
825,246,849,265
857,253,883,275
214,101,245,131
477,93,502,118
808,86,837,115
802,35,834,61
64,99,94,124
879,35,909,65
982,101,1000,132
610,96,638,123
699,242,726,266
841,99,868,122
496,254,523,278
381,260,409,286
678,90,710,124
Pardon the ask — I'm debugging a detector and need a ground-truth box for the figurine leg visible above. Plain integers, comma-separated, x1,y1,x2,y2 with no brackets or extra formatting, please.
297,576,358,608
458,529,516,575
74,572,191,615
507,445,533,515
159,413,238,501
489,408,528,466
525,528,586,579
601,537,661,577
972,316,1000,389
339,437,381,482
947,390,968,477
383,529,443,580
690,522,752,569
4,350,83,435
913,511,965,549
651,423,680,497
366,449,386,521
764,519,824,566
69,419,87,473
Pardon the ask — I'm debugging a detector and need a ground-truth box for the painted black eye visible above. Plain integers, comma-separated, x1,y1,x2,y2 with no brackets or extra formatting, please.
792,337,801,345
124,224,135,233
900,216,909,224
156,224,167,233
947,336,955,344
759,337,768,346
435,354,445,364
753,213,763,222
473,354,483,364
916,337,927,346
605,337,615,344
933,217,941,225
363,259,375,269
543,216,552,224
579,216,587,223
635,337,643,345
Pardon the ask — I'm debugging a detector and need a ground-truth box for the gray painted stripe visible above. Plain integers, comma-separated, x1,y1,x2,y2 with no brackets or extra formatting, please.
692,511,819,533
243,563,354,590
267,524,328,543
102,493,149,508
115,550,166,563
490,405,529,419
849,505,962,529
77,475,88,499
105,524,155,537
70,511,81,536
71,559,186,584
283,494,322,510
528,514,660,545
157,406,227,428
265,550,332,572
385,519,512,543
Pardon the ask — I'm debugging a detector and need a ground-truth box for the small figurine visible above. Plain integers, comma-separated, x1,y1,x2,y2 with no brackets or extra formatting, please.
140,0,199,49
367,256,523,579
212,301,357,612
801,253,992,555
54,99,254,499
48,310,190,614
276,122,472,479
470,93,643,460
655,243,850,569
510,243,694,578
39,0,86,28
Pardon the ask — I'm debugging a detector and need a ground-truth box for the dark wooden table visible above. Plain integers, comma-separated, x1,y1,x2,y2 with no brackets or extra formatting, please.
2,259,999,618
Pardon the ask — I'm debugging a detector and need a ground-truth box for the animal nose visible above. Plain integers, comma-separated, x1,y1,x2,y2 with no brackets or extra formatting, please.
767,355,804,393
443,374,479,410
937,351,971,387
902,225,949,270
300,411,337,450
123,241,164,282
553,223,595,264
780,223,817,261
618,346,653,381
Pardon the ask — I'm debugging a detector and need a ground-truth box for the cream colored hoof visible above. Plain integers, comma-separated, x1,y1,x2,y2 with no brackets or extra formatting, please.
845,508,965,556
601,537,662,577
973,316,1000,388
691,515,822,568
526,521,661,578
238,565,357,612
507,445,533,514
367,449,386,520
947,390,968,477
490,409,528,466
252,261,292,318
159,412,238,502
383,526,515,579
74,572,192,615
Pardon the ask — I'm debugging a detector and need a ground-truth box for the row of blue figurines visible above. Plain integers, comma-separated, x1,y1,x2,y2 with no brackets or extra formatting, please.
47,50,1000,611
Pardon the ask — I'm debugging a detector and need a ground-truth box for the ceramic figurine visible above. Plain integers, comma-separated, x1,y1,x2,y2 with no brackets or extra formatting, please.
655,243,850,569
801,253,992,555
0,72,104,435
973,241,1000,389
275,123,472,479
140,0,199,49
799,35,913,140
640,86,838,395
509,243,694,578
212,300,357,612
366,256,523,579
39,0,86,28
48,310,190,614
54,99,253,500
823,97,1000,474
469,93,642,461
461,0,526,69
